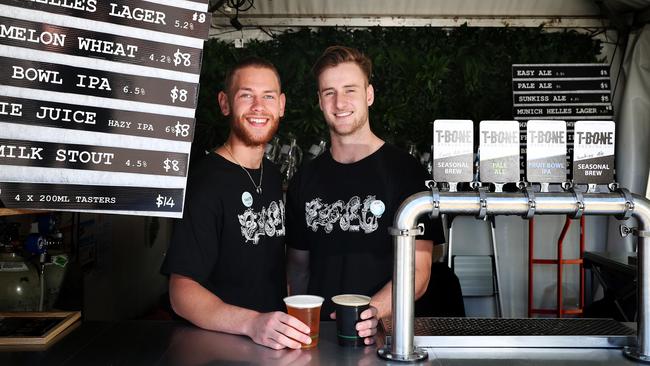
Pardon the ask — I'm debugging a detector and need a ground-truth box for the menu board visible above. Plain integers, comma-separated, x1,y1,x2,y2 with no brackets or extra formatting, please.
512,63,613,122
0,0,210,218
511,64,613,180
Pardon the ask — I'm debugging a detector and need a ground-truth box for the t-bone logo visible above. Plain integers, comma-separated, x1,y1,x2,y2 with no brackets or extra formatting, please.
529,130,565,144
481,131,518,144
575,131,613,145
435,130,472,144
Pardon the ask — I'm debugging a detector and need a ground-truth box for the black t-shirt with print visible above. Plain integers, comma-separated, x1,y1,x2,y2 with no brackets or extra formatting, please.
161,152,287,313
286,143,445,315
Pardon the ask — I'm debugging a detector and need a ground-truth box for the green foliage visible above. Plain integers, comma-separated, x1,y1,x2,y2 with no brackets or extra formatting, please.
194,26,601,157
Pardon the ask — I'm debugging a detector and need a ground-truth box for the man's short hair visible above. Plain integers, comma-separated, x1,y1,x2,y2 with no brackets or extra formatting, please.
223,56,281,95
311,46,372,85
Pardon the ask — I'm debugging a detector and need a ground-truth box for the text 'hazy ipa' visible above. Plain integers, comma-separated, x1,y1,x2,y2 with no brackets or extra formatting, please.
283,295,324,349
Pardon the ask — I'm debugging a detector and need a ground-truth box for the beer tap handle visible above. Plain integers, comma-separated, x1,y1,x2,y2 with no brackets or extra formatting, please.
476,187,489,220
540,182,550,193
523,186,536,220
569,187,585,219
429,186,441,219
615,187,635,220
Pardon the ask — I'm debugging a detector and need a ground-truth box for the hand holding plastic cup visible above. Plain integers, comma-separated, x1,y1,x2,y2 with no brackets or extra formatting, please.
283,295,324,349
332,294,372,347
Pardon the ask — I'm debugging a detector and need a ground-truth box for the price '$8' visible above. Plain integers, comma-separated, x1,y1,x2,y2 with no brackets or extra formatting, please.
173,49,191,67
170,86,188,104
165,121,191,137
163,158,180,173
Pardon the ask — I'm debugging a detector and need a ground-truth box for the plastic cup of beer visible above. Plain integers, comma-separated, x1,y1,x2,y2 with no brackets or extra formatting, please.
331,294,371,347
283,295,324,349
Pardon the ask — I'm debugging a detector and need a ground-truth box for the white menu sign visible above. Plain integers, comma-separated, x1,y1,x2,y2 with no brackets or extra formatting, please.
526,120,567,184
573,120,615,184
433,119,474,184
479,120,520,184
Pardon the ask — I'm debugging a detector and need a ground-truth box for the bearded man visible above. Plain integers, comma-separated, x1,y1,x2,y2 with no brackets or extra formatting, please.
161,57,312,350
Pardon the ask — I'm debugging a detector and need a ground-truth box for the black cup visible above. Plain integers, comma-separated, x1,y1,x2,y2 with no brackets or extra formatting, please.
331,294,371,347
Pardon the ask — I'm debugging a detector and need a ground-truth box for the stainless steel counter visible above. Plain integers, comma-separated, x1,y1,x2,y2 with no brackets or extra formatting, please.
0,320,645,365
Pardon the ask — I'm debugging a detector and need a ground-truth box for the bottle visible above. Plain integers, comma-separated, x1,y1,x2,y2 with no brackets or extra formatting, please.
306,139,327,161
281,137,303,189
24,222,46,256
265,136,280,163
425,145,433,176
407,143,419,159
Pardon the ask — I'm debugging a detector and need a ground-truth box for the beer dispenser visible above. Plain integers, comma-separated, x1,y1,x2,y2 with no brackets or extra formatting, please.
378,119,649,363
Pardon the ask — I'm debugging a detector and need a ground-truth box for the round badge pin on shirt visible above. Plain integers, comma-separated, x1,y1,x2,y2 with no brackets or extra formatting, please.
242,192,253,207
370,200,385,216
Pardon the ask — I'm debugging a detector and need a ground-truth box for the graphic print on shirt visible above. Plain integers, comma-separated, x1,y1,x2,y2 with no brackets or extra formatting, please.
238,200,286,244
305,195,381,234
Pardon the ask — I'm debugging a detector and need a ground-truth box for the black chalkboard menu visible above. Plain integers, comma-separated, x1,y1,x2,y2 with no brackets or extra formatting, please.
0,0,210,218
512,64,613,121
511,64,614,180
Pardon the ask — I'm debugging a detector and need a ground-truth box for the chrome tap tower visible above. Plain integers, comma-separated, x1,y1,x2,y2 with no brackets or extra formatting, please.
378,188,650,363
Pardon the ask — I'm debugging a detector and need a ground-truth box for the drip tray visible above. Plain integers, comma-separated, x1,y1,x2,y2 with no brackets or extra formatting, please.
383,317,636,348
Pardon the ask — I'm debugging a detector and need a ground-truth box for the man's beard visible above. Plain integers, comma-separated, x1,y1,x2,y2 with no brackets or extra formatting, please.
230,114,279,147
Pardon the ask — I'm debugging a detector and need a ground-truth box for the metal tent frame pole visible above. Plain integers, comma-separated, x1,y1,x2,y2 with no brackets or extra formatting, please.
377,189,650,363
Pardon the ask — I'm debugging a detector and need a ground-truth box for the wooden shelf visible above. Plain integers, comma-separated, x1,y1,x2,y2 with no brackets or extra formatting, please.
0,311,81,345
0,208,45,217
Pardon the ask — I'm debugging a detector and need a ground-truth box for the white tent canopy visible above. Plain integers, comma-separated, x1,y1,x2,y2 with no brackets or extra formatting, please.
212,0,607,28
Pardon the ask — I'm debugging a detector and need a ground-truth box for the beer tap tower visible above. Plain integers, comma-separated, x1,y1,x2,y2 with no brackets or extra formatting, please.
378,120,648,362
377,187,648,362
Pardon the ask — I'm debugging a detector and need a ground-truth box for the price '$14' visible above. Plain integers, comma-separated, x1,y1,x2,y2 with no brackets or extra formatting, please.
156,194,175,208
